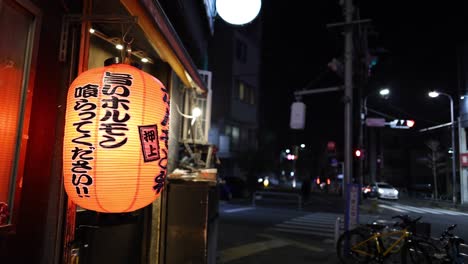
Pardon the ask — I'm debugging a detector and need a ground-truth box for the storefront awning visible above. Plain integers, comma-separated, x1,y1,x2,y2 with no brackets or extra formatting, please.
121,0,207,94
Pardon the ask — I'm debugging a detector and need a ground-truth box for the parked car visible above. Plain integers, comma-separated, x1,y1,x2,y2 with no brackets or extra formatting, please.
363,182,399,200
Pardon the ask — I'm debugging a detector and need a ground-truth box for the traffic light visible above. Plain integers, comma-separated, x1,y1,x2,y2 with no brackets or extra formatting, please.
354,149,362,158
368,56,378,68
389,119,415,129
406,120,415,128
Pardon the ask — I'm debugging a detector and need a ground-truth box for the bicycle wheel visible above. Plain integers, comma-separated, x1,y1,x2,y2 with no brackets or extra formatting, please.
401,240,432,264
413,238,446,264
337,229,374,264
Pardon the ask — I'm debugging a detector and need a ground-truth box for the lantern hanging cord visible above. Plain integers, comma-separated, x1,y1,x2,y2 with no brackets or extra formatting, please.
122,22,135,45
121,23,135,63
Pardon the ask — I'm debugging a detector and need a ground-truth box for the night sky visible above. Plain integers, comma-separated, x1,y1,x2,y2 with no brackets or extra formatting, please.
259,0,468,156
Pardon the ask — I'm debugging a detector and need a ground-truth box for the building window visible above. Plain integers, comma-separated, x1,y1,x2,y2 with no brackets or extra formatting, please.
225,125,232,136
236,80,255,105
231,126,240,149
235,39,247,63
0,0,40,227
238,82,245,101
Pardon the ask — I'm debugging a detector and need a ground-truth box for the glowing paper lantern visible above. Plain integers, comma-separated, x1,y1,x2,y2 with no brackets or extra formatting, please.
63,64,170,213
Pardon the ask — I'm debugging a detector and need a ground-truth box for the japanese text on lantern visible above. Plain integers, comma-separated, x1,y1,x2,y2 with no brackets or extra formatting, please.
71,84,98,198
100,72,132,148
139,125,160,162
153,87,170,194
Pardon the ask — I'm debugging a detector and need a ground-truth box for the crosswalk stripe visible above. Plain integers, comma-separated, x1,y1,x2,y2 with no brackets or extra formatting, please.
392,204,429,214
380,203,468,216
405,205,444,215
268,213,341,239
433,208,468,216
276,223,336,232
379,204,409,213
270,227,335,238
290,218,337,224
295,215,339,221
288,216,338,222
285,220,334,228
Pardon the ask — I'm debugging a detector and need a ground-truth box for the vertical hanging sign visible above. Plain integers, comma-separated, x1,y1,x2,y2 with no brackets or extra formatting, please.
345,183,360,231
290,101,306,129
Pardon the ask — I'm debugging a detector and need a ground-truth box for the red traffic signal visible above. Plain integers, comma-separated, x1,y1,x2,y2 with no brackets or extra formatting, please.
355,149,362,158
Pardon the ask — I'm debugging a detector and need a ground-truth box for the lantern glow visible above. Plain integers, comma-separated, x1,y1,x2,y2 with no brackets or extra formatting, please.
63,64,170,213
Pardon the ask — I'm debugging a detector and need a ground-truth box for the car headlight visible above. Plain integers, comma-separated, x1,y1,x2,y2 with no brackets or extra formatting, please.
378,189,384,194
394,190,399,195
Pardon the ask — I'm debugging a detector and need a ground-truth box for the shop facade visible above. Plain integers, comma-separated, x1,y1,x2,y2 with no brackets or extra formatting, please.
0,0,214,263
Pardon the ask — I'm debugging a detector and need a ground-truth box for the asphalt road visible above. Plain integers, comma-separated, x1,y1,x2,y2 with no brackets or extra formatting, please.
215,192,468,264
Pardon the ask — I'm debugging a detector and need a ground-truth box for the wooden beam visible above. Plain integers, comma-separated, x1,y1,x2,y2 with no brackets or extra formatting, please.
120,0,206,94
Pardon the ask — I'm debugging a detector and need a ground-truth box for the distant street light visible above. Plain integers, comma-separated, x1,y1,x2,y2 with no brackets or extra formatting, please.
428,90,457,205
364,88,390,116
428,91,440,98
300,143,306,149
379,88,390,96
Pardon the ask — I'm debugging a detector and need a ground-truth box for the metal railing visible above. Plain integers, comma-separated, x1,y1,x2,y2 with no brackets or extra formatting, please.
334,217,342,246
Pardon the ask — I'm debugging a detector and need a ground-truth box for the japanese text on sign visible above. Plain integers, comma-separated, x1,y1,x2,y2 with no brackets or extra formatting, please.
152,87,170,194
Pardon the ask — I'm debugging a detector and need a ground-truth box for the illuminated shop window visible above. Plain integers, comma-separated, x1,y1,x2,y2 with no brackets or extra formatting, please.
0,0,40,227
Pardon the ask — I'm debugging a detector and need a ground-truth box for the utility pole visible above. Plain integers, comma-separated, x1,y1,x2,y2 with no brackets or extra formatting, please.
327,8,371,195
343,0,354,197
298,0,370,231
326,0,357,231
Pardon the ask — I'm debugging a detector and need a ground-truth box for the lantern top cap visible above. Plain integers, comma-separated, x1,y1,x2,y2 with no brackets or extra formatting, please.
104,57,122,66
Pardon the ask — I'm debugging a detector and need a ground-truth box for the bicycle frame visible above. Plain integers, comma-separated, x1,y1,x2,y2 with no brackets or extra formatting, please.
351,228,410,258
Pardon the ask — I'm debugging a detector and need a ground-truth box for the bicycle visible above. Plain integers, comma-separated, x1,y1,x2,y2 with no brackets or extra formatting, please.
441,224,465,264
336,214,431,263
417,224,465,264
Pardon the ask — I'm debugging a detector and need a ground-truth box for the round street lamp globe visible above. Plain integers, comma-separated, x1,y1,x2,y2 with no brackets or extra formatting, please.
216,0,262,25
